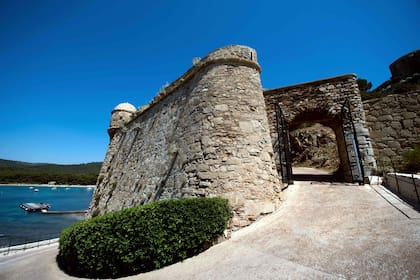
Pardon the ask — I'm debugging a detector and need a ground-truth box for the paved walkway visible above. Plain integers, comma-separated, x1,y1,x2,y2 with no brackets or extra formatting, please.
1,178,420,279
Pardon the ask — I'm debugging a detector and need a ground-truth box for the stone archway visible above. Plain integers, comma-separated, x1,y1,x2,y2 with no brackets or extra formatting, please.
288,109,352,182
264,74,376,184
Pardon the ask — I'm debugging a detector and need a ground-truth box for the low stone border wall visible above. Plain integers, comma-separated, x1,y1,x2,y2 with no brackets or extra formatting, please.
383,173,420,206
0,238,58,257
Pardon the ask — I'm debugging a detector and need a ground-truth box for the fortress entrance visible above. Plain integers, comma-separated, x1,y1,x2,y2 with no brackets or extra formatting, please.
289,116,341,182
276,105,361,184
264,74,376,186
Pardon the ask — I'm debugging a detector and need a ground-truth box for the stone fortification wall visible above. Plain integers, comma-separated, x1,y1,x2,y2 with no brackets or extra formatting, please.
89,46,282,229
363,92,420,169
264,75,376,182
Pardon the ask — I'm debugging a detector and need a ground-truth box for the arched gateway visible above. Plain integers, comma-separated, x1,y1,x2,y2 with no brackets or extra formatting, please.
264,74,376,184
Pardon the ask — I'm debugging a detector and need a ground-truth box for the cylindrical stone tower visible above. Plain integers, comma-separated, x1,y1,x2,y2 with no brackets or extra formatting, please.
108,102,136,139
184,46,282,228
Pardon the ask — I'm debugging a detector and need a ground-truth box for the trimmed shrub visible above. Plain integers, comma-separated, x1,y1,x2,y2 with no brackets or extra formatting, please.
58,197,231,278
402,145,420,173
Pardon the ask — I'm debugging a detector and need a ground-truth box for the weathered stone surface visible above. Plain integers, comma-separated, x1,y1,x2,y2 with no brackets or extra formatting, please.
387,141,401,149
363,92,420,169
378,115,394,122
402,119,414,129
402,112,417,119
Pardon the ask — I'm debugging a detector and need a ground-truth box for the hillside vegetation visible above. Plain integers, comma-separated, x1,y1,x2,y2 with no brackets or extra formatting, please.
358,74,420,101
0,159,102,185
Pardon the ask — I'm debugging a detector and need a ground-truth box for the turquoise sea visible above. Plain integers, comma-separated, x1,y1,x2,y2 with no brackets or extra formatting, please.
0,185,94,247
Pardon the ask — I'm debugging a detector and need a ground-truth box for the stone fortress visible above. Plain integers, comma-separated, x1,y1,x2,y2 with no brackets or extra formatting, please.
363,49,420,167
89,45,419,229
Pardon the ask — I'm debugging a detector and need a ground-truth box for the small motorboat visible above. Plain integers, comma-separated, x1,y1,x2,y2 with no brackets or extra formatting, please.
19,202,50,212
34,188,39,192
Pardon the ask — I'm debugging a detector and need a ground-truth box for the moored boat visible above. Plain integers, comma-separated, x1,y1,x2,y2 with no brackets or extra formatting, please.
19,202,50,212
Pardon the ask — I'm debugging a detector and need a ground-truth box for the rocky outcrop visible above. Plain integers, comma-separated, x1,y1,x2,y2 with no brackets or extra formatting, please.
290,124,339,170
389,50,420,80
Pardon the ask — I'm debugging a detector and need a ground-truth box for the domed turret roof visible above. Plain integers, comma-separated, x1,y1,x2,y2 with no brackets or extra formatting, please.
113,102,136,113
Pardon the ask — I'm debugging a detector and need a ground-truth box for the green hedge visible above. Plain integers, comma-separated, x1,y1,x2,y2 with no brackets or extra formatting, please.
58,197,231,278
402,145,420,173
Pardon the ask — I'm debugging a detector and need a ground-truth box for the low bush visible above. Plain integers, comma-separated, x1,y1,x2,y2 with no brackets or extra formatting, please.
58,197,231,278
402,145,420,173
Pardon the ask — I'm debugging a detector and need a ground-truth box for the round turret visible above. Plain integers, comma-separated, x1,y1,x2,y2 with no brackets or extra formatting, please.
201,45,260,72
108,102,136,139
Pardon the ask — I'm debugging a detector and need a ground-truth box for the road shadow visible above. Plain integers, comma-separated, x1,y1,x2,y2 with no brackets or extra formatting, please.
291,167,345,183
292,173,344,182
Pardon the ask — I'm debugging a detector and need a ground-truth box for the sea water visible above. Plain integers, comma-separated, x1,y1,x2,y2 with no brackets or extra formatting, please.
0,185,94,247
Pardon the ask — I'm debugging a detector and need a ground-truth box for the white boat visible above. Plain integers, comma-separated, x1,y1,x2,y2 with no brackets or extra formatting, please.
19,202,50,212
34,188,39,192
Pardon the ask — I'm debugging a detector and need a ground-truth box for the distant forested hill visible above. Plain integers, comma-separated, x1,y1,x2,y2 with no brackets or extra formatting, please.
0,159,102,185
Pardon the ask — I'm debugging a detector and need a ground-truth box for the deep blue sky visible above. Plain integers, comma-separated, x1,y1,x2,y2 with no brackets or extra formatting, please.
0,0,419,164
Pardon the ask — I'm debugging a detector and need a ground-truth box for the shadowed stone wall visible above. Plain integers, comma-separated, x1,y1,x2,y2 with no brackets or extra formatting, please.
363,92,420,170
89,46,282,229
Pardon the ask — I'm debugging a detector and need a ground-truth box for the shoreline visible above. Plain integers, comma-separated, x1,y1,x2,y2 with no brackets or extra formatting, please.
0,183,95,188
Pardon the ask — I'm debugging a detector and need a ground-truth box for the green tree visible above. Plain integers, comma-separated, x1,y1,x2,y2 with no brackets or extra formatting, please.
357,78,372,93
357,78,376,100
402,145,420,173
